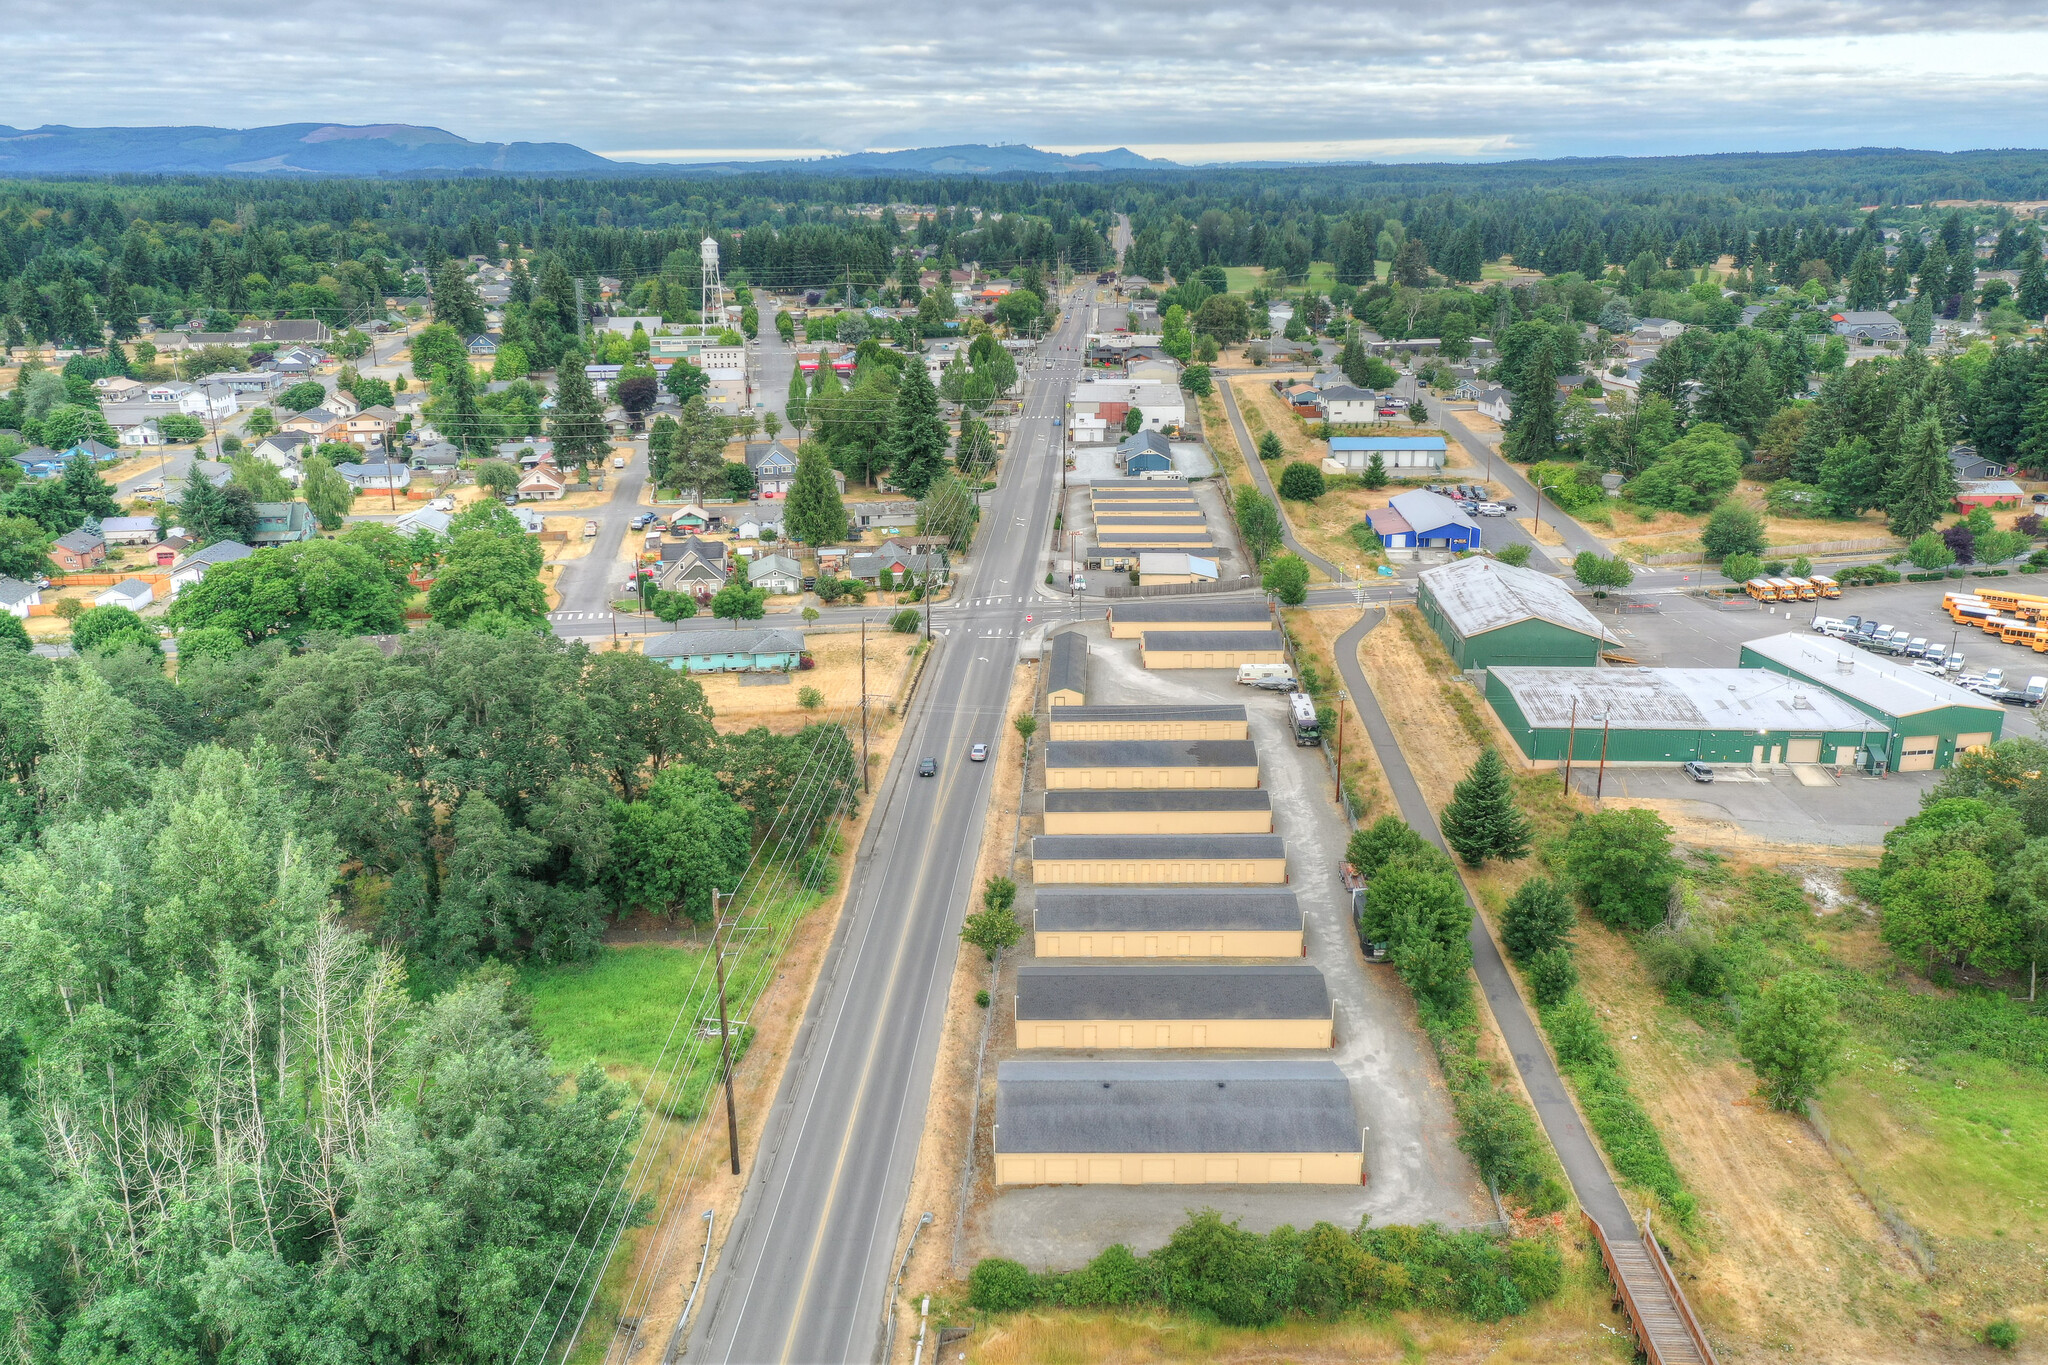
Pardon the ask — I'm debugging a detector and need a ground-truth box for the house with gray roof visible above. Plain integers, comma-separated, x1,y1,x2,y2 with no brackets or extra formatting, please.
169,540,254,593
0,578,42,618
743,441,799,497
643,628,806,673
746,553,803,595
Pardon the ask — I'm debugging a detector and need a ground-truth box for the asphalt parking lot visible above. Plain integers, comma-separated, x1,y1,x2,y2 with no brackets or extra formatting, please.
989,623,1490,1268
1567,764,1938,846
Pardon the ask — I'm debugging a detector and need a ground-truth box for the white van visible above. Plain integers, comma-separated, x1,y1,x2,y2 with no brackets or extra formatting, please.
612,455,626,470
1236,663,1294,685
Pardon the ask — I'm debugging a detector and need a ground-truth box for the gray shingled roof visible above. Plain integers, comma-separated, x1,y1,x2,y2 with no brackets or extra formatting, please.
1047,704,1247,724
1014,963,1329,1020
1043,789,1270,814
1109,600,1271,624
1094,514,1209,526
995,1059,1358,1154
1047,630,1088,698
1033,887,1300,933
1088,482,1200,500
1032,834,1285,862
644,628,805,659
1044,740,1259,769
1140,631,1284,653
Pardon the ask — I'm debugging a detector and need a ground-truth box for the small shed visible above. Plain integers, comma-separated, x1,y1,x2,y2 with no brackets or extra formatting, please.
992,1058,1362,1186
1107,601,1271,639
1030,833,1288,884
93,579,155,612
1042,789,1272,836
1044,739,1261,790
1956,479,2024,510
1140,630,1286,670
1013,963,1328,1048
1047,630,1089,706
0,579,40,619
1033,887,1301,955
1046,704,1248,742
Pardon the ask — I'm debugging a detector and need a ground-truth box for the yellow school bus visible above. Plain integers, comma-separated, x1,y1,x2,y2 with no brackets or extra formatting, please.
1783,577,1820,600
1745,578,1780,601
1977,588,2048,620
1807,573,1841,597
1998,619,2048,648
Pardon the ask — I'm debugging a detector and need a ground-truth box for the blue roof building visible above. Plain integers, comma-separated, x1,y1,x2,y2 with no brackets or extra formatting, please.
1367,490,1480,552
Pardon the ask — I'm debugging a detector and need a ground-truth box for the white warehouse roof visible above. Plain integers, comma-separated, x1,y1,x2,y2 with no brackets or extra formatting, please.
1739,632,2007,720
1490,666,1887,734
1419,557,1621,644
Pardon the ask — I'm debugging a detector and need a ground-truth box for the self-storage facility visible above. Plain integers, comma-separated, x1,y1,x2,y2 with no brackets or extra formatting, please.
1094,512,1211,533
1140,630,1287,670
1045,739,1261,789
993,1058,1362,1185
1042,789,1273,835
1014,962,1331,1048
1737,632,2005,771
1107,600,1272,639
1047,704,1250,742
1034,887,1302,956
1031,833,1289,884
1416,557,1621,669
1047,630,1088,706
1486,667,1891,767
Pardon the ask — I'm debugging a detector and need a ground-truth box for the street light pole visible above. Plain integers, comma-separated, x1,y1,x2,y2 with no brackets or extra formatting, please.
1563,697,1579,793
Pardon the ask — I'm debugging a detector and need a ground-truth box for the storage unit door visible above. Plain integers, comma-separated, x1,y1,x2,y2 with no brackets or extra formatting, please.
1034,1026,1065,1046
1786,737,1821,764
1044,1159,1078,1182
1268,1158,1302,1183
1087,1159,1122,1183
1140,1158,1175,1183
999,1158,1037,1183
1899,736,1939,772
1956,731,1994,752
1203,1158,1239,1182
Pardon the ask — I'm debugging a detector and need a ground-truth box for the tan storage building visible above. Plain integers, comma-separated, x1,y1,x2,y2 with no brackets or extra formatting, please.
1107,600,1273,639
1047,630,1087,706
1094,530,1218,550
1047,704,1249,742
1089,481,1200,503
1031,834,1288,884
993,1058,1363,1185
1141,630,1286,670
1044,739,1260,789
1043,789,1274,835
1034,887,1302,956
1094,513,1211,534
1014,962,1331,1048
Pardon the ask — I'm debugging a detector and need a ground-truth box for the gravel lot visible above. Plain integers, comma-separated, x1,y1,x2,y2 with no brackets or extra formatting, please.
987,622,1490,1269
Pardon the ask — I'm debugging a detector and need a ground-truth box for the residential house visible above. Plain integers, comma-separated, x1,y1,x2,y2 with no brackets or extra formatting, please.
845,500,918,535
339,405,398,447
1630,318,1686,343
744,441,800,498
644,627,806,673
323,389,361,419
252,431,314,474
11,448,66,481
0,579,40,619
1832,310,1904,343
334,461,413,492
1949,445,2007,482
51,528,108,572
281,407,341,436
395,506,454,537
466,334,500,356
409,443,461,472
60,438,120,466
516,464,567,500
94,579,154,612
189,460,233,489
1280,382,1320,417
179,383,239,421
1325,436,1448,473
670,504,711,532
168,540,254,594
747,553,804,595
847,545,942,583
655,550,729,597
101,516,161,546
94,376,147,402
732,515,783,541
150,536,193,568
1476,387,1512,423
1318,385,1378,424
249,501,316,546
117,420,164,447
1116,430,1175,476
1366,489,1480,553
661,537,728,570
511,506,546,533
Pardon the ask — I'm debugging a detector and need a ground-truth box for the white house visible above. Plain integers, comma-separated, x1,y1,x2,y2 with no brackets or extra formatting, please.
179,383,239,421
1319,384,1377,424
1068,413,1109,445
252,432,313,477
747,553,803,595
94,579,155,612
169,540,254,595
101,516,160,546
396,506,454,537
334,461,413,492
117,420,164,447
0,578,40,619
1476,386,1512,423
518,464,568,500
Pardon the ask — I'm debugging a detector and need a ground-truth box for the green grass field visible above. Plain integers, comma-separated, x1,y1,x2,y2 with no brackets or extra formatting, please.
1223,260,1345,293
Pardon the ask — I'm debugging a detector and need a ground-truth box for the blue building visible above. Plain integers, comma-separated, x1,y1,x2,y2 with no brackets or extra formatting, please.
644,628,808,673
1116,430,1174,475
1367,490,1481,552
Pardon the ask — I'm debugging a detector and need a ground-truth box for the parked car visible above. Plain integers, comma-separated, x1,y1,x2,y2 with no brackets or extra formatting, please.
1682,761,1714,783
1474,502,1509,517
1251,675,1299,692
969,743,989,762
1904,637,1929,657
1377,406,1400,417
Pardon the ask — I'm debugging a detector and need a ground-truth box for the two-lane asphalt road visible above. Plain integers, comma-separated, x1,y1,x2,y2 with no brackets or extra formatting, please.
686,286,1095,1365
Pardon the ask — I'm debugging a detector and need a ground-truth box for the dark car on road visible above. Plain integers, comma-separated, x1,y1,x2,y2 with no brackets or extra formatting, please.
918,757,937,776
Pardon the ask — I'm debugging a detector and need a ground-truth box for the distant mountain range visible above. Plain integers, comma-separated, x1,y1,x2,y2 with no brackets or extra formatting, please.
0,124,1181,177
0,123,616,175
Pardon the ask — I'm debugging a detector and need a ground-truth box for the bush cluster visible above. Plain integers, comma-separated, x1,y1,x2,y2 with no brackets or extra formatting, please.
967,1212,1563,1327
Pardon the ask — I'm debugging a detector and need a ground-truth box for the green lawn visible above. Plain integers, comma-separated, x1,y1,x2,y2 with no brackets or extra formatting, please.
1223,261,1344,294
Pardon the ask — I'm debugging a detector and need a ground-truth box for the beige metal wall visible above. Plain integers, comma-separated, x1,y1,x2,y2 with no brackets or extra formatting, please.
1048,717,1250,740
1035,927,1301,956
1108,617,1272,639
1048,686,1086,706
1142,645,1287,669
995,1149,1361,1185
1031,855,1288,884
1138,572,1207,586
1041,807,1271,835
1044,765,1261,789
1014,1014,1331,1049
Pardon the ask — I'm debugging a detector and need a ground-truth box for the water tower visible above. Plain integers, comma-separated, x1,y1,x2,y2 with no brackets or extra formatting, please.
700,236,722,327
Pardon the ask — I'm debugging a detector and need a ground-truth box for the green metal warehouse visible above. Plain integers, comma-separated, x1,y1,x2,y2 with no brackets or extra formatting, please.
1737,632,2005,772
1415,557,1621,670
1486,666,1890,767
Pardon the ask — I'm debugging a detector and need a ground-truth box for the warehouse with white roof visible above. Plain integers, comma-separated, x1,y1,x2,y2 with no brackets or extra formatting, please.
1738,632,2004,771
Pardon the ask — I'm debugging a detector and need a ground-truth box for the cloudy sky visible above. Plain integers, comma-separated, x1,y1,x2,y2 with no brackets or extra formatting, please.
11,0,2048,164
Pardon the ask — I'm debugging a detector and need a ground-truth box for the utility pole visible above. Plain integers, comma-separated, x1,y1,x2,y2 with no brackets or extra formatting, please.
1595,714,1612,802
860,619,870,792
1563,698,1579,793
711,890,740,1176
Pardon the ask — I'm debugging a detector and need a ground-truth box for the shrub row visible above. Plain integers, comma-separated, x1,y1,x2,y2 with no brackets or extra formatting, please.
967,1212,1563,1327
1538,991,1696,1224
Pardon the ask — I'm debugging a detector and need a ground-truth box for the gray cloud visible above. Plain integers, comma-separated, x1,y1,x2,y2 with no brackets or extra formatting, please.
6,1,2045,162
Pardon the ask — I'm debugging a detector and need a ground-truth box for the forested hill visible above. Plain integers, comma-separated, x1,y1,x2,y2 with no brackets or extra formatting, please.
0,123,614,175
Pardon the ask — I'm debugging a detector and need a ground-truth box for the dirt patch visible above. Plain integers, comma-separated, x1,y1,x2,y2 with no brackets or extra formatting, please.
1458,411,1503,438
1228,377,1324,465
1517,516,1567,547
543,516,596,560
887,660,1036,1362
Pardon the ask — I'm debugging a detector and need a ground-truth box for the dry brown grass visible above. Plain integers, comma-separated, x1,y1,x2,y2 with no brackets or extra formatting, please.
1516,517,1567,547
1228,378,1322,464
1284,606,1397,823
670,628,919,732
542,516,596,560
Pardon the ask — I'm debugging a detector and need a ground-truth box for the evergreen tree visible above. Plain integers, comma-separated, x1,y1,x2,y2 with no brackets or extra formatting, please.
1904,294,1934,346
1439,747,1532,866
1915,240,1952,313
2020,252,2048,320
1501,876,1575,962
785,364,809,434
885,361,951,497
784,443,848,546
548,354,610,472
431,257,486,336
1502,344,1557,462
1362,451,1388,489
443,351,490,456
1884,412,1957,538
174,465,236,546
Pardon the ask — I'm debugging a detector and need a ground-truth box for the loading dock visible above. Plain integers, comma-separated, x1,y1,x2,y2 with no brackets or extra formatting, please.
1013,962,1332,1048
1031,833,1289,883
1043,789,1274,835
1140,630,1287,670
992,1058,1362,1185
1044,739,1261,789
1034,887,1302,956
